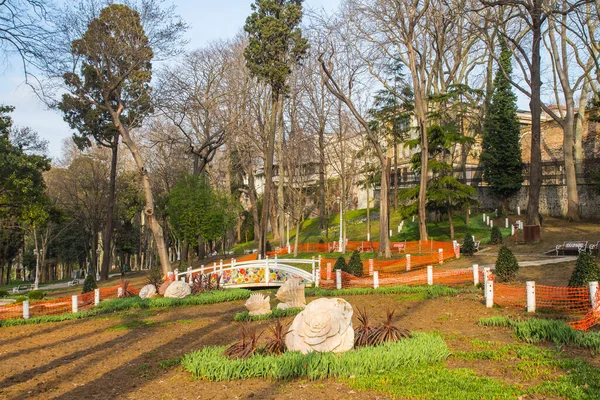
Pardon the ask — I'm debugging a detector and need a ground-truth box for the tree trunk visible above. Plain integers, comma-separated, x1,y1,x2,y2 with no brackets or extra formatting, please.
574,80,589,167
248,171,261,245
101,134,119,281
293,220,301,257
563,107,579,220
379,157,392,258
448,208,454,240
115,122,171,275
394,139,398,211
277,95,286,247
366,179,370,242
259,95,279,256
526,4,543,226
318,124,326,230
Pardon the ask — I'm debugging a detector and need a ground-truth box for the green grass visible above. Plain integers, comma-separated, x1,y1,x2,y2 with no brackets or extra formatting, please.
479,316,600,351
181,332,450,381
304,285,460,299
106,319,160,331
233,307,304,322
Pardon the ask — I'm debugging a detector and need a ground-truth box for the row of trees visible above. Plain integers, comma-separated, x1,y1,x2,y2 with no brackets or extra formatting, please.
1,0,598,281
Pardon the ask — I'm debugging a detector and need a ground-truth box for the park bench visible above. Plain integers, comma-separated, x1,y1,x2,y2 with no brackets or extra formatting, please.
11,284,31,294
67,279,79,287
555,241,588,256
588,241,600,256
392,241,407,254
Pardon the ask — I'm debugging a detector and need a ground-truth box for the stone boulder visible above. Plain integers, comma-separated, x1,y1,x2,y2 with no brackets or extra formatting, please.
245,293,271,316
285,298,354,354
276,278,306,310
158,280,172,295
139,284,157,300
164,280,191,298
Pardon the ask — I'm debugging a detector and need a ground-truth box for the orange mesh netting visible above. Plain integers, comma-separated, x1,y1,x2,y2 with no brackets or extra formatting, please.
0,282,138,321
536,285,591,314
494,283,527,308
569,291,600,331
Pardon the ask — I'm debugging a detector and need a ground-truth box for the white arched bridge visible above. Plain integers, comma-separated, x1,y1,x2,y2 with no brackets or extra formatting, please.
173,257,321,288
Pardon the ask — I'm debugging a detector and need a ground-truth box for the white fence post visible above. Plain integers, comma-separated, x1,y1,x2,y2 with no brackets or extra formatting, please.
174,268,179,281
72,295,78,313
200,264,205,275
23,300,30,319
483,213,486,222
311,256,316,282
327,262,332,280
406,254,411,271
94,288,100,305
490,220,494,228
265,256,270,285
589,281,598,307
517,206,521,215
427,265,433,285
472,264,479,285
187,266,193,283
438,248,444,264
505,218,509,228
336,269,342,290
485,281,494,308
368,259,374,276
117,287,124,298
526,281,536,313
511,224,515,236
258,253,262,260
373,271,379,289
315,266,320,288
483,267,491,298
486,216,490,226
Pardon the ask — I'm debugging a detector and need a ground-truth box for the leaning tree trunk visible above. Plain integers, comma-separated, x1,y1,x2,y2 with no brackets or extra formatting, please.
563,107,579,220
318,124,326,230
447,208,454,240
526,4,543,226
259,95,279,256
293,220,301,257
247,171,261,245
115,121,171,275
379,157,392,258
277,95,286,247
101,133,119,280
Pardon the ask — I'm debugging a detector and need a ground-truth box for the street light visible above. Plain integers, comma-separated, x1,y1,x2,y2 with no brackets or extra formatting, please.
33,249,40,290
96,248,101,281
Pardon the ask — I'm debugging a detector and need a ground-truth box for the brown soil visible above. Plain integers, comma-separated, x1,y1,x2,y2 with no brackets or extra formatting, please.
1,217,598,400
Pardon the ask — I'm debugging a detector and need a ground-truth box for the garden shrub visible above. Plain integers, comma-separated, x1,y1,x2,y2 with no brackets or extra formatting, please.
28,290,44,300
490,226,503,245
347,250,363,277
0,290,9,298
462,233,476,255
15,296,27,303
266,241,272,252
333,255,347,272
494,246,519,282
569,252,600,287
82,274,97,294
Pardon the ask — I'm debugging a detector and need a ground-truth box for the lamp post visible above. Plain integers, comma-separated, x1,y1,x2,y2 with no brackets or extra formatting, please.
338,196,343,253
96,248,101,281
33,249,40,290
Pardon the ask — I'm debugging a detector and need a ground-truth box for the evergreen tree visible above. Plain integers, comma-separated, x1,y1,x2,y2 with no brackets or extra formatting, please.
481,39,523,211
569,252,600,287
347,250,364,277
495,245,519,282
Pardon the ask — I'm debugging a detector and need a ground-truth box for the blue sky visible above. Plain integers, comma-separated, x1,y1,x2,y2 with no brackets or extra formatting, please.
0,0,340,159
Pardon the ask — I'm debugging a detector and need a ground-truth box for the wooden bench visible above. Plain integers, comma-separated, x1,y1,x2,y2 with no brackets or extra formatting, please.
392,242,407,254
67,279,79,287
11,284,31,294
555,241,588,256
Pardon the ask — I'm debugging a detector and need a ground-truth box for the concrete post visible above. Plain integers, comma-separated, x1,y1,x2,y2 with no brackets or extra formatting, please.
368,259,374,276
490,220,494,228
23,300,30,319
327,262,332,280
505,218,509,229
72,295,78,313
373,271,379,289
483,267,491,297
94,288,100,305
406,254,411,271
473,264,479,285
526,281,536,313
200,264,205,275
315,268,320,288
485,281,494,308
483,213,486,222
589,281,599,307
438,248,444,264
311,256,316,282
336,269,342,290
187,266,193,283
427,265,433,285
511,225,515,236
517,206,521,215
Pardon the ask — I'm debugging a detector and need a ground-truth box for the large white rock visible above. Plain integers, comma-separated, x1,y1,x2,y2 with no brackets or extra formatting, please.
285,298,354,354
164,280,191,298
245,293,272,316
276,278,306,310
139,284,157,300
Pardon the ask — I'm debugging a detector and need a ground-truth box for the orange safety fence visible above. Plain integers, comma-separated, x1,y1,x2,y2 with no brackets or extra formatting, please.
0,283,139,321
569,291,600,331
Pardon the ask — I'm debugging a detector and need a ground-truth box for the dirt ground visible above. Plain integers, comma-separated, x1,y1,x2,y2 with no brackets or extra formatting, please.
0,217,598,400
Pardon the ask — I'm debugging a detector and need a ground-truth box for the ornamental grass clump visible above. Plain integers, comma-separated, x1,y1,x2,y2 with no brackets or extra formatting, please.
354,307,377,347
191,273,222,294
568,251,600,287
494,246,519,282
371,308,411,345
264,320,288,356
224,325,263,360
490,226,503,245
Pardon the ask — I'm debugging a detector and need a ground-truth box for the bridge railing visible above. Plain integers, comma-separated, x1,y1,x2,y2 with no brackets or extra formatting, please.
174,256,321,288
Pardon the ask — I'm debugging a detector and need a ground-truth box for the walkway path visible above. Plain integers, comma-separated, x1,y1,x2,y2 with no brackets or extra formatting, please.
481,256,576,269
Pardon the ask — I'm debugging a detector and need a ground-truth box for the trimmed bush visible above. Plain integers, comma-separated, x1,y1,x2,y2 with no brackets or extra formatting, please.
0,290,9,298
28,290,44,300
82,274,97,294
346,250,363,277
462,233,476,255
334,255,347,272
569,252,600,287
15,296,27,303
494,246,519,282
490,226,503,245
